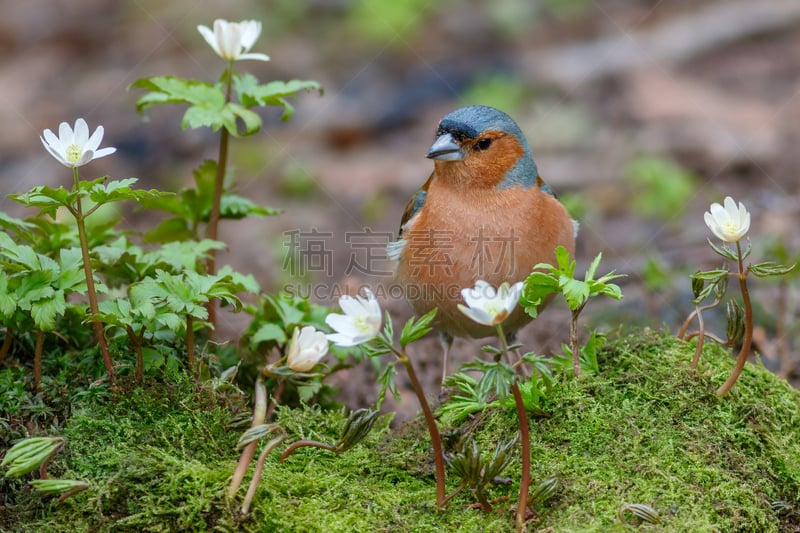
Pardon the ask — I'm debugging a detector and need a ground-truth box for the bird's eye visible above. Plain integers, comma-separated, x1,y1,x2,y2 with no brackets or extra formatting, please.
475,137,492,151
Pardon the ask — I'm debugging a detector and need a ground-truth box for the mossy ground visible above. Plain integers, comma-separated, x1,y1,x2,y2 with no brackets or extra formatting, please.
2,329,799,532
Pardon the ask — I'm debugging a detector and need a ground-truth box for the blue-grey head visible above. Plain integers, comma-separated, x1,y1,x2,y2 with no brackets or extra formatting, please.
426,105,540,189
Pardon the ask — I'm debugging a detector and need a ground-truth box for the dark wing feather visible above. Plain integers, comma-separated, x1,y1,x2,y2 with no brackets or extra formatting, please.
398,171,434,236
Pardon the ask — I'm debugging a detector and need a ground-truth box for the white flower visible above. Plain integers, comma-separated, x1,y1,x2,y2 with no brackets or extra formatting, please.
40,118,116,168
197,19,270,62
704,196,750,243
457,280,524,327
325,288,382,347
286,326,329,372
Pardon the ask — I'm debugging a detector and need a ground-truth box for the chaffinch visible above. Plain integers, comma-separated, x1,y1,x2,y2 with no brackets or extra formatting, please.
388,105,578,380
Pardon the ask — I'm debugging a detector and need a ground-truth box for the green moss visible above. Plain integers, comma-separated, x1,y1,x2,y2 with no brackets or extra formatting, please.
2,330,799,532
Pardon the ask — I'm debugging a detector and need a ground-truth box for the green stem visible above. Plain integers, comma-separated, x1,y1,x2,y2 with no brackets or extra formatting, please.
497,325,530,532
398,347,447,507
72,167,114,381
716,241,754,396
204,63,234,330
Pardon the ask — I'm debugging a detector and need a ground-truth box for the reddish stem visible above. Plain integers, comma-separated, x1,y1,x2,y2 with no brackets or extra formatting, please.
716,242,754,396
0,330,12,363
228,377,267,499
73,169,114,381
241,434,286,514
511,382,531,532
204,65,234,330
400,349,447,507
690,304,705,369
570,308,582,377
126,325,144,384
278,440,337,462
186,315,195,372
33,330,44,391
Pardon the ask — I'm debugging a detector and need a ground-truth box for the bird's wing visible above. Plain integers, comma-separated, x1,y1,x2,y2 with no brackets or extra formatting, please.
399,171,435,235
386,172,434,261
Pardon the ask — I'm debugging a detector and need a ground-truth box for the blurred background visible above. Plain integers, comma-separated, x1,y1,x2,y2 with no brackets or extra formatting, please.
1,0,798,413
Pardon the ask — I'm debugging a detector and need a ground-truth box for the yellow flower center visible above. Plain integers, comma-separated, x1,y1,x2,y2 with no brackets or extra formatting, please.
354,315,372,333
721,220,740,236
66,144,82,163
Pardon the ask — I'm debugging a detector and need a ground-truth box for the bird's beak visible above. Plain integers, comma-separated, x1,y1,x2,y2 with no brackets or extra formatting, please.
426,133,463,161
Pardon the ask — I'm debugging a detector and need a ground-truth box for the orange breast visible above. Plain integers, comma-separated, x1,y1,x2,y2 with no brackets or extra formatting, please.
395,180,575,338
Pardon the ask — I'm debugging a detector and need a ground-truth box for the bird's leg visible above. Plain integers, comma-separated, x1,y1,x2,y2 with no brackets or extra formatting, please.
439,330,454,386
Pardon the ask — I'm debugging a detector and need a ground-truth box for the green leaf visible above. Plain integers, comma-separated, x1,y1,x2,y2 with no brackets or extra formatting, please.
29,479,90,499
521,271,559,317
234,75,322,120
30,289,65,331
133,76,261,135
0,240,43,271
561,277,589,310
399,308,437,347
9,186,74,215
691,269,729,282
0,272,16,318
57,248,87,293
2,437,64,477
87,178,171,206
0,211,35,233
250,323,287,347
17,272,56,310
264,293,306,329
554,245,575,274
585,252,602,281
749,261,796,278
462,359,515,400
143,218,194,244
225,102,262,135
376,362,399,410
133,76,223,113
220,193,283,219
707,238,740,262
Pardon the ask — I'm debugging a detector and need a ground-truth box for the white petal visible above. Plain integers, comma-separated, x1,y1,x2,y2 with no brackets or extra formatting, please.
42,128,63,151
325,313,358,334
84,125,104,153
722,196,737,216
41,132,64,155
92,147,116,160
219,20,241,59
239,20,262,50
41,137,69,166
358,288,381,317
738,202,748,224
504,282,523,312
339,295,365,317
73,118,89,145
58,121,73,143
740,211,750,235
704,212,724,241
76,150,94,166
708,202,728,223
237,52,270,61
457,304,494,326
326,333,360,347
197,25,221,56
